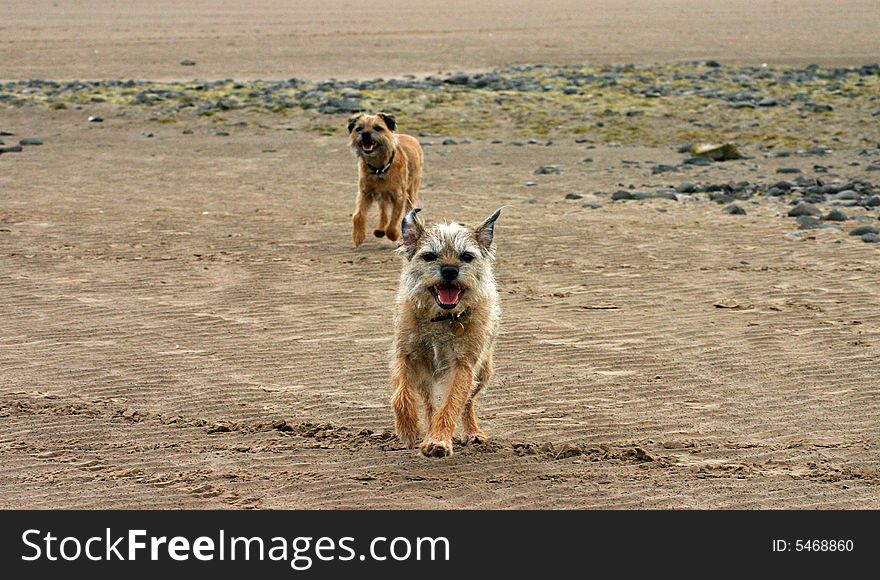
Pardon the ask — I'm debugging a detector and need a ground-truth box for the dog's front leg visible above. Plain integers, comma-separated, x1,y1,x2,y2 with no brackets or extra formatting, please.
351,190,371,247
374,201,389,238
390,357,421,448
384,192,407,242
420,364,474,457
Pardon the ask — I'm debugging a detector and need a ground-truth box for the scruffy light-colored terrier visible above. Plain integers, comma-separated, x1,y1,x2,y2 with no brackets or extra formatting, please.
390,207,502,457
347,112,423,247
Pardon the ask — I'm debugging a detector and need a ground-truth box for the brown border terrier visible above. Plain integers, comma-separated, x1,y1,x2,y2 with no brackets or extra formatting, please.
347,112,423,247
390,207,502,457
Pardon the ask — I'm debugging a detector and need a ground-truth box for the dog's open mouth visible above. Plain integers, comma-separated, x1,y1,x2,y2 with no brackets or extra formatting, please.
360,135,376,154
430,284,464,310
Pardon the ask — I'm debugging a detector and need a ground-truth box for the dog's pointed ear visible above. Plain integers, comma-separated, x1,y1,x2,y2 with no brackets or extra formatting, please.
401,207,424,247
474,208,502,250
377,112,396,131
347,113,363,134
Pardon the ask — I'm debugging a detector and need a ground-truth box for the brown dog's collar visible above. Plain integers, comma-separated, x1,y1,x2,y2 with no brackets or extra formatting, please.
431,308,467,323
432,308,467,336
365,151,395,175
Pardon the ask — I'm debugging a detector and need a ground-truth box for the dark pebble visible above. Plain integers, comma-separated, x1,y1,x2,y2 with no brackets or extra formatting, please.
317,97,361,114
788,202,822,217
832,189,860,200
652,164,678,174
676,182,698,193
564,193,583,200
582,203,603,209
849,226,880,236
683,156,713,166
795,176,819,187
771,180,793,190
724,203,747,215
705,60,721,68
758,98,778,107
797,215,823,230
0,130,15,136
182,129,194,135
579,157,593,163
809,104,833,113
776,167,801,174
652,191,679,201
19,137,43,146
442,71,470,85
215,131,229,136
823,209,848,221
88,115,103,123
611,190,635,201
709,192,734,204
574,137,591,143
676,144,693,154
0,145,23,153
862,233,880,243
866,163,880,172
864,196,880,207
533,165,562,175
441,138,457,145
180,59,197,66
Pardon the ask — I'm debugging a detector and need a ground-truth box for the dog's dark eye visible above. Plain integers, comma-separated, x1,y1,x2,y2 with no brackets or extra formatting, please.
460,252,475,263
375,126,384,131
355,125,364,132
420,252,437,262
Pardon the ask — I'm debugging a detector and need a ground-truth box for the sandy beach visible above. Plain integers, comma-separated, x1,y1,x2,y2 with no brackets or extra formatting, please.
1,1,879,509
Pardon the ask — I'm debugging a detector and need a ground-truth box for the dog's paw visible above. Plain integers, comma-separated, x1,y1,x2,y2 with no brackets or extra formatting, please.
385,227,400,242
419,438,453,458
396,430,420,449
352,228,366,247
462,431,487,445
373,229,385,238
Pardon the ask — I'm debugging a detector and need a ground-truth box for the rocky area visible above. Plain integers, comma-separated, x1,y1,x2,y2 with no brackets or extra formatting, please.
2,62,879,148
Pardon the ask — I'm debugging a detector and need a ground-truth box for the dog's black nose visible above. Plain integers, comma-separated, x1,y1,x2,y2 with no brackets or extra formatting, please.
361,132,374,144
440,265,459,281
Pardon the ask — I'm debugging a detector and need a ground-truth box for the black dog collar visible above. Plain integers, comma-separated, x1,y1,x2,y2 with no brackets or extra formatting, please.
366,151,395,175
431,309,467,323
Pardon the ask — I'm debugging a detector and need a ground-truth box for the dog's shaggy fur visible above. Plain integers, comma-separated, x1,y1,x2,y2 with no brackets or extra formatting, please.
347,112,423,246
390,208,502,457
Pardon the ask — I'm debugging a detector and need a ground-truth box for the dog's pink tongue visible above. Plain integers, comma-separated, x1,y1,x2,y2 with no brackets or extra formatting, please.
438,286,461,305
